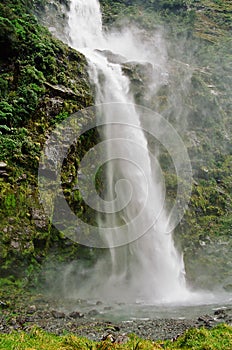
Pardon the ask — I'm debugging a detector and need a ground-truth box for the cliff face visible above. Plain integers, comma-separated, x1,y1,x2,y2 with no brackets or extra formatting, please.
98,0,232,290
0,0,231,290
0,0,94,278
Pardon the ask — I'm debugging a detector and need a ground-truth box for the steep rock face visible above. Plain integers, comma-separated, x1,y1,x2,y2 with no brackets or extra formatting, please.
34,0,70,42
0,0,94,278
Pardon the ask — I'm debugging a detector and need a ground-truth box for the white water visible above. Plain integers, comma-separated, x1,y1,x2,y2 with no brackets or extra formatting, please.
67,0,191,303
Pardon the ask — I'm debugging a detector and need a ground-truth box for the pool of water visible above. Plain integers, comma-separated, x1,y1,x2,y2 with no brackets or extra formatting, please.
60,291,232,322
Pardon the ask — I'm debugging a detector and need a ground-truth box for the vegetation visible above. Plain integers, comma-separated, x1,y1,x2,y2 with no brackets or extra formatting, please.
0,0,93,278
0,324,231,349
0,0,231,290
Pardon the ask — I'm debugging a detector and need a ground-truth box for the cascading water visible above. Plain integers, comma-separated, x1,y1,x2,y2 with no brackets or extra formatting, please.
66,0,190,302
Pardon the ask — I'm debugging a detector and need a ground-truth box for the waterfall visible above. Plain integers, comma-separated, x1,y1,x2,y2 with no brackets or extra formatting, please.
66,0,190,303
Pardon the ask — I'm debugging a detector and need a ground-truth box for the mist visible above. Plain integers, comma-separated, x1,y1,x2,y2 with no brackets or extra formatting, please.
38,0,232,307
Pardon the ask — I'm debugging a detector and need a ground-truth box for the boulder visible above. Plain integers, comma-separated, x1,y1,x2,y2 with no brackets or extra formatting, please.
95,49,127,64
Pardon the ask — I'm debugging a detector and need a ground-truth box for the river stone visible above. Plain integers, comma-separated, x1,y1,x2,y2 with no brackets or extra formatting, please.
88,309,100,316
114,334,129,344
0,162,7,168
27,305,37,314
69,311,84,318
51,310,66,319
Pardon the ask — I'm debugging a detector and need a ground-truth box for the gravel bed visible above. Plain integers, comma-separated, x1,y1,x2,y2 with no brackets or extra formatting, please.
0,294,232,342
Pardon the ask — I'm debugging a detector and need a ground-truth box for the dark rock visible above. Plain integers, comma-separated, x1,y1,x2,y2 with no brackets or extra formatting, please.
44,82,79,99
114,334,129,344
43,97,63,118
223,284,232,292
27,305,37,314
122,61,153,84
69,311,84,319
88,309,99,317
197,315,214,326
51,310,66,319
104,306,113,310
214,309,226,318
0,301,9,309
39,167,57,180
102,333,115,342
95,49,126,64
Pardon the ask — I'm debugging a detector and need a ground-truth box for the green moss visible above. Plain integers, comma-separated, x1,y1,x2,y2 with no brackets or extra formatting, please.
0,324,231,349
164,324,232,350
0,0,95,278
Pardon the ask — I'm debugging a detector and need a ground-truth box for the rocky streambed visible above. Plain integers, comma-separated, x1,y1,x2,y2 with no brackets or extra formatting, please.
0,292,232,342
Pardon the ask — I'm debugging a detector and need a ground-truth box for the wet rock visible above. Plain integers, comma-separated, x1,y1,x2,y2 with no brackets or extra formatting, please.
104,306,113,310
95,49,126,64
36,0,70,42
43,97,63,118
214,309,226,315
69,311,84,319
88,309,99,317
38,167,57,180
114,334,129,344
121,60,153,102
122,61,153,84
223,284,232,292
102,333,115,342
44,82,79,99
27,305,37,314
0,290,229,342
197,315,214,327
51,310,66,319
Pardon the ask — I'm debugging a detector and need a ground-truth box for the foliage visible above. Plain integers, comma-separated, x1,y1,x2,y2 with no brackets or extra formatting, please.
0,0,93,277
99,0,195,31
164,323,232,350
0,324,231,349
